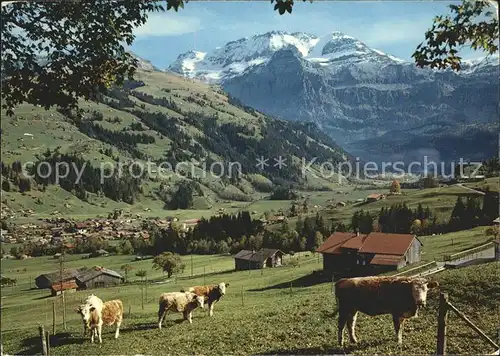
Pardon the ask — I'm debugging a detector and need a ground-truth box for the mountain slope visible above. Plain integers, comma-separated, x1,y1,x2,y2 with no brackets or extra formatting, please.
168,31,499,164
0,68,350,219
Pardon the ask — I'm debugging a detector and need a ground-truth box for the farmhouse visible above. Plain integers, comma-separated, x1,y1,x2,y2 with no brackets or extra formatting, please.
317,231,422,277
234,248,284,270
35,266,124,290
366,193,386,202
90,249,110,258
50,280,78,296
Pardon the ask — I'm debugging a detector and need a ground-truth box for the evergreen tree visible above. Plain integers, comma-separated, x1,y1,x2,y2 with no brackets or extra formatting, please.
449,197,467,231
482,188,499,224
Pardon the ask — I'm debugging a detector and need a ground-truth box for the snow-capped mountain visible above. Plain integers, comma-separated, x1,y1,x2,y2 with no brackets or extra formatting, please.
168,31,499,164
168,31,406,82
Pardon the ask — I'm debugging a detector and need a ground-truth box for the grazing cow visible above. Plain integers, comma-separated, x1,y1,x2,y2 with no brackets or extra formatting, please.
334,276,439,346
78,295,103,336
180,282,229,317
76,298,123,343
157,292,205,329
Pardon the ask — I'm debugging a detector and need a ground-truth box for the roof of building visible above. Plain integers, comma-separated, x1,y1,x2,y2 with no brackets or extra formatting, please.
234,248,283,262
51,280,78,292
358,233,416,256
341,233,368,250
37,266,123,284
316,232,357,254
317,232,417,257
183,219,200,224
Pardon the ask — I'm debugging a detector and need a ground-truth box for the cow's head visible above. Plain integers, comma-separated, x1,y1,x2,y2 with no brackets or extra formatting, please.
217,282,229,296
76,303,96,327
411,279,439,307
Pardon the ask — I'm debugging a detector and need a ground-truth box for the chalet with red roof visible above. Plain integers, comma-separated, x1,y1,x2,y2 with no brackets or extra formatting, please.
316,231,422,276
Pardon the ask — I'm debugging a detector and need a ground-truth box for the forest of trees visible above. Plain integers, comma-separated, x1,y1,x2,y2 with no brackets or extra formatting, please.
448,190,499,232
28,149,144,203
0,161,33,193
71,111,155,160
160,180,205,210
351,203,437,235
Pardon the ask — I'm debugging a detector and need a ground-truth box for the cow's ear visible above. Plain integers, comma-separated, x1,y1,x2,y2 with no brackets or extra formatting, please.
427,281,439,289
225,283,229,287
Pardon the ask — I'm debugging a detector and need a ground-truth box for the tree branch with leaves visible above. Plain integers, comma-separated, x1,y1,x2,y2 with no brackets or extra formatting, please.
412,0,499,71
1,0,163,115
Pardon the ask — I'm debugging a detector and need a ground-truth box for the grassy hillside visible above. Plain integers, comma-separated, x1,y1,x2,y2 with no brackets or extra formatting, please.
1,69,352,221
1,249,498,355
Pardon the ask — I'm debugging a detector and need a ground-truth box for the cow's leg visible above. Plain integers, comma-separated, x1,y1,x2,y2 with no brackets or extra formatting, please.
90,327,94,344
392,315,405,344
209,302,215,317
98,322,103,344
158,304,167,329
115,317,122,339
338,309,350,347
347,311,358,343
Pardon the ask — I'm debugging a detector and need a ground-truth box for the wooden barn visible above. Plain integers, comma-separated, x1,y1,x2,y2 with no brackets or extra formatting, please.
50,280,78,296
317,231,422,278
35,270,77,289
234,248,284,271
35,266,124,290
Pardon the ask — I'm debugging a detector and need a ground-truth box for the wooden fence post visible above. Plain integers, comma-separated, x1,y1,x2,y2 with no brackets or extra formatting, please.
52,301,56,335
289,281,293,295
141,282,144,310
241,288,244,307
45,330,50,356
61,292,66,330
437,292,449,355
39,325,48,356
128,305,132,318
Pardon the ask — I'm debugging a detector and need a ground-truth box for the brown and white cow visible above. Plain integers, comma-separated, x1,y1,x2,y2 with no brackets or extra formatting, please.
180,282,229,317
76,298,124,343
158,292,205,328
334,276,439,346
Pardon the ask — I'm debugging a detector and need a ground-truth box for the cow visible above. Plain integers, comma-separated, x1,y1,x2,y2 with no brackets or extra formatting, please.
334,276,439,346
78,294,104,337
76,297,123,343
157,292,205,329
180,282,229,317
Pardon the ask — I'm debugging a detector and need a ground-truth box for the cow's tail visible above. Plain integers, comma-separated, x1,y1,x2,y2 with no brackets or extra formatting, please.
157,298,166,319
331,279,340,316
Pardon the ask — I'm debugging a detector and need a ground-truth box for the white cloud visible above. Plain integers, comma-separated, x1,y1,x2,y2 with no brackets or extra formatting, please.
134,13,203,37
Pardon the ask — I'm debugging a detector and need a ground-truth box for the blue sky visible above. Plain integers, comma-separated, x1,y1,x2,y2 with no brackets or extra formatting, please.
129,1,483,69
